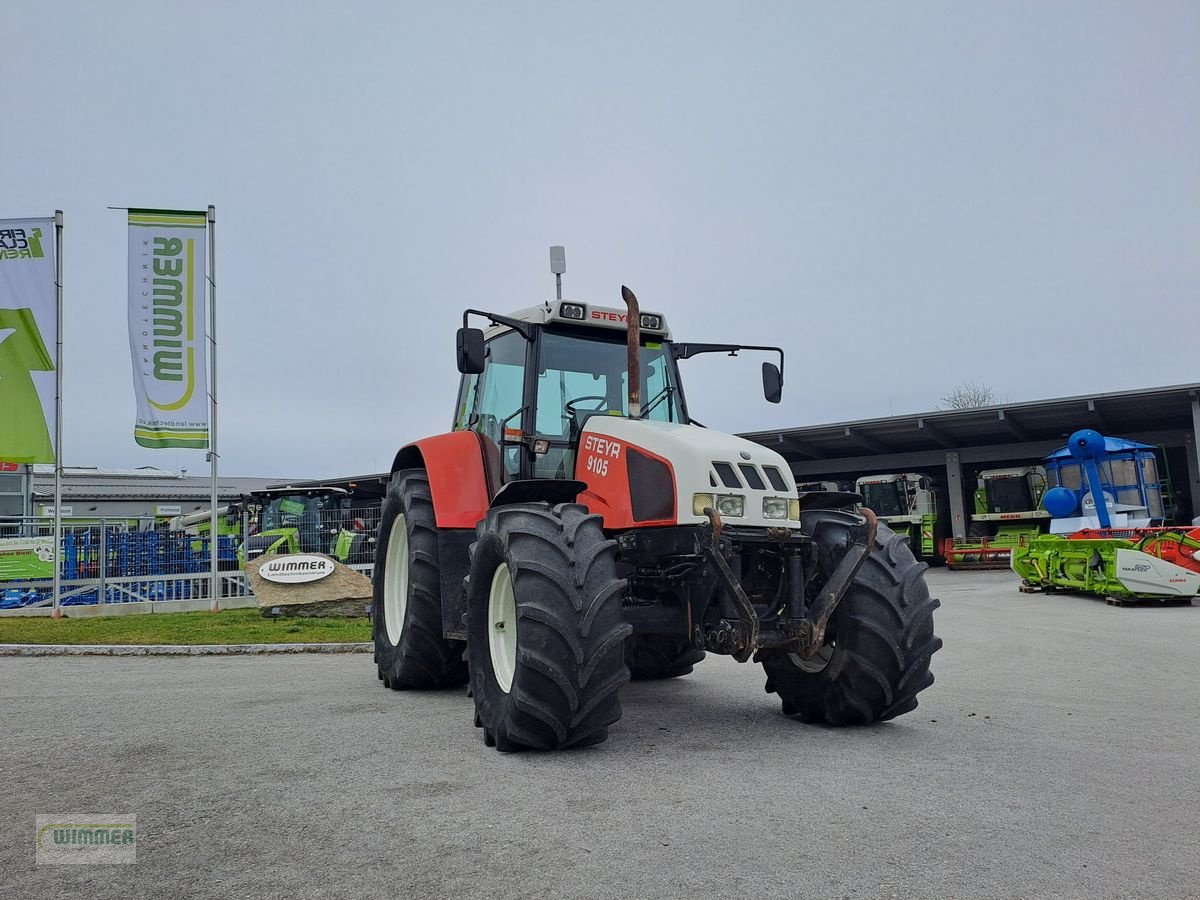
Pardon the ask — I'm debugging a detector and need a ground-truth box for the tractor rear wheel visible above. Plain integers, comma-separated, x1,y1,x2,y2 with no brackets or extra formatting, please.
625,635,705,680
758,519,941,725
373,470,469,690
465,502,632,751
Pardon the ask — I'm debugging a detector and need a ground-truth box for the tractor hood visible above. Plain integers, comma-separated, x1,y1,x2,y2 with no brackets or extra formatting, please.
575,417,801,529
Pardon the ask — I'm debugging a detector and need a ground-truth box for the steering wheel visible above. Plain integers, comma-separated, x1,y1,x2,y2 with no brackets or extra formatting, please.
564,395,608,418
564,395,608,437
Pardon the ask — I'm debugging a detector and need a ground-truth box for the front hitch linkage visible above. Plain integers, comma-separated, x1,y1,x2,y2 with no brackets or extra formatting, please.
699,506,878,661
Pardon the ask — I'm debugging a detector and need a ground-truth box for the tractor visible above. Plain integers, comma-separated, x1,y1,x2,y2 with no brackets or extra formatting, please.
372,257,941,751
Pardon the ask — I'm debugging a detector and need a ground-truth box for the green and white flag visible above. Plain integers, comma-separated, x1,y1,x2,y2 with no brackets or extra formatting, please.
127,209,209,449
0,217,57,464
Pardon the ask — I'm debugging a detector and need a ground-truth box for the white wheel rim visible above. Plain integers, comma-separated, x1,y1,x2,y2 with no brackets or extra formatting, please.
488,563,518,693
383,514,408,646
789,642,835,674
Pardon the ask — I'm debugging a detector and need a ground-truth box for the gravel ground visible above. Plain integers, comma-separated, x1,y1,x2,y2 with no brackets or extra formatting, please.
2,569,1198,899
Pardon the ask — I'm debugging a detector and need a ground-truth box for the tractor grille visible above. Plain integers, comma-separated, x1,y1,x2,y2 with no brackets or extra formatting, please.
711,461,777,492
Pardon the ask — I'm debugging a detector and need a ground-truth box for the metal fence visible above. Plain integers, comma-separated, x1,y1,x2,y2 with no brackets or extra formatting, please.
1,517,245,611
1,508,382,612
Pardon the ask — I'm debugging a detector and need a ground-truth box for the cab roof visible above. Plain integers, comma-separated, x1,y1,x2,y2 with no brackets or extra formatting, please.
486,300,673,341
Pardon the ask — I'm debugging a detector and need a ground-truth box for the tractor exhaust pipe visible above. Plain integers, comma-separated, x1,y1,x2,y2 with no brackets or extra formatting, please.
621,285,641,418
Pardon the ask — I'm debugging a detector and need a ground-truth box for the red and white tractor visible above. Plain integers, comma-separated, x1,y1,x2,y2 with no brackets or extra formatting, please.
373,268,941,751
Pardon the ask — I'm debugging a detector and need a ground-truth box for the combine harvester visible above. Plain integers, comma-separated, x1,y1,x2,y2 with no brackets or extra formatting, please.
943,467,1049,569
1011,429,1200,604
855,473,942,562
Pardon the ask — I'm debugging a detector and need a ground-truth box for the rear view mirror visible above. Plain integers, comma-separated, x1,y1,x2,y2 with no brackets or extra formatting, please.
762,361,782,404
456,327,485,374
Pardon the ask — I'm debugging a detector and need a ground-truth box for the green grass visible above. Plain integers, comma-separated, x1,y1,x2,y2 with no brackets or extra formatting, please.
0,608,371,646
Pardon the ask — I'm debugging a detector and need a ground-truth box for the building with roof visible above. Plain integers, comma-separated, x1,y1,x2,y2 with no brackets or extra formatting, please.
23,466,283,520
742,382,1200,539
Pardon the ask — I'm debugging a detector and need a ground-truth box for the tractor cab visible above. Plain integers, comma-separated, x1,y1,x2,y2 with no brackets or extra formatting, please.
454,302,686,484
974,467,1048,516
855,473,932,520
452,297,789,530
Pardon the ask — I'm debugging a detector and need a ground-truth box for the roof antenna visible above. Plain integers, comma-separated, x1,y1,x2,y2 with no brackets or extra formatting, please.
550,245,566,300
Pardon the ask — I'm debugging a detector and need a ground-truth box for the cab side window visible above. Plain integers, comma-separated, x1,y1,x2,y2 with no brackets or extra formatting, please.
474,330,528,479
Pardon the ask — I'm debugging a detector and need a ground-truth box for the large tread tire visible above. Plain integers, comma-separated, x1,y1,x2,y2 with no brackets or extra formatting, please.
759,521,941,725
373,470,469,690
625,635,705,681
466,502,632,751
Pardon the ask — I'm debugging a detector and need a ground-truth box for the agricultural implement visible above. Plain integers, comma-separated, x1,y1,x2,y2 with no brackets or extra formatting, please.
1011,430,1198,602
239,487,373,566
371,249,941,751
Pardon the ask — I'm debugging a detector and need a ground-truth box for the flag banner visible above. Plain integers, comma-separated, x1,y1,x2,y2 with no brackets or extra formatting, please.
0,217,57,464
127,209,209,449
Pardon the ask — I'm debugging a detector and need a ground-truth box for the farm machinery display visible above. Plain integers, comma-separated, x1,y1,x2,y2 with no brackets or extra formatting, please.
942,467,1049,569
854,473,941,562
371,251,941,752
1010,430,1199,601
239,487,373,566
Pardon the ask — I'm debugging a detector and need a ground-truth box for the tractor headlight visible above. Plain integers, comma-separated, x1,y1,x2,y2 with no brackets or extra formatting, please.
716,494,745,517
693,493,745,517
762,497,789,520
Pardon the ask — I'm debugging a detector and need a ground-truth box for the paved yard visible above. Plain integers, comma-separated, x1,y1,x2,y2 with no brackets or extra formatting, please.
2,569,1197,898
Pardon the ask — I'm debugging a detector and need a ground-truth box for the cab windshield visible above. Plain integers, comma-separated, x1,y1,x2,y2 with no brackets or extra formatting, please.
984,478,1034,514
536,329,684,437
860,482,906,518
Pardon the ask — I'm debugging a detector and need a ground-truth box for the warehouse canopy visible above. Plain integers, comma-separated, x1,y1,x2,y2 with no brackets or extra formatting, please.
742,383,1200,461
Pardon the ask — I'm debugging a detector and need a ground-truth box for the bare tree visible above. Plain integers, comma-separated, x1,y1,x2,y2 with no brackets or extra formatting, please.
939,381,997,410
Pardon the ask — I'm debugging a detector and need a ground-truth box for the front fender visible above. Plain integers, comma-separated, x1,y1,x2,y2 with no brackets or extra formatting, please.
392,431,491,529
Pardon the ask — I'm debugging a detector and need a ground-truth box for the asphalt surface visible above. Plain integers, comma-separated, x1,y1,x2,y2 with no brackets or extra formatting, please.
3,569,1198,899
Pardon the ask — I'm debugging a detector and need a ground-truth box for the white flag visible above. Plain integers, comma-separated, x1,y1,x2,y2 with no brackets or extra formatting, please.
127,209,209,448
0,217,56,463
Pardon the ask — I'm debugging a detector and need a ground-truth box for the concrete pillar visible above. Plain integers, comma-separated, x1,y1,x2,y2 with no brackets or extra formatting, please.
945,451,967,540
1187,397,1200,522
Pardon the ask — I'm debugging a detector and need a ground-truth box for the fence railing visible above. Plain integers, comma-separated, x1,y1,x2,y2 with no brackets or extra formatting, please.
0,515,378,612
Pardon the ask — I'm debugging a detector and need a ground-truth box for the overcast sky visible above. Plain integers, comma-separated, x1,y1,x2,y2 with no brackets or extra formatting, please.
5,1,1198,478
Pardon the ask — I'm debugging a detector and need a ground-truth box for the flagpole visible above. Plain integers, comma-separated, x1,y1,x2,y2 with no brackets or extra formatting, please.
207,205,218,611
52,210,64,619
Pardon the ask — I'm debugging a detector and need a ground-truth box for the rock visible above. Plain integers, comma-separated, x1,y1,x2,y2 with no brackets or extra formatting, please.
246,554,373,618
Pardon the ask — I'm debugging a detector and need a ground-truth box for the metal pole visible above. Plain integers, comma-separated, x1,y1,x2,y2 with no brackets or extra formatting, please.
98,518,107,607
52,210,63,618
945,450,967,541
207,205,218,610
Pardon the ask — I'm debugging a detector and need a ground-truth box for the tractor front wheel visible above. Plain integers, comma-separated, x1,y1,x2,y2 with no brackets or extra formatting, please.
373,470,469,690
465,503,632,751
758,520,942,725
